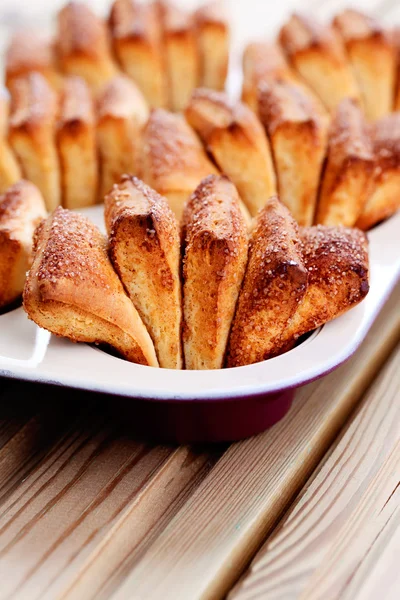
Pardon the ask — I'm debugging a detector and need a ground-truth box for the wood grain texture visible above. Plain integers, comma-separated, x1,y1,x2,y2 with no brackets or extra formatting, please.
230,343,400,600
0,387,221,600
109,284,400,600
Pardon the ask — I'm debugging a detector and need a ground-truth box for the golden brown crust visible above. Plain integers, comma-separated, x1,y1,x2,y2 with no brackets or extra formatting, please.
157,0,200,111
109,0,168,108
5,29,62,91
23,206,158,366
392,26,400,111
333,9,396,120
57,75,99,209
105,175,182,369
56,1,118,92
226,195,308,367
356,113,400,229
278,12,361,112
96,74,150,198
193,1,229,91
0,89,21,193
315,97,374,227
278,225,369,351
138,108,219,221
241,41,298,112
258,79,328,226
8,72,61,212
185,87,277,217
182,174,248,370
0,180,47,309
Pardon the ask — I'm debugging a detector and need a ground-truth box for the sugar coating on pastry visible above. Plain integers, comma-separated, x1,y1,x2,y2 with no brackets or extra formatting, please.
241,40,326,115
5,29,63,92
278,12,361,112
193,1,230,91
182,174,248,370
316,97,374,227
138,107,219,221
258,78,328,226
56,1,118,92
109,0,168,108
356,113,400,230
278,225,369,352
57,75,99,209
23,206,158,366
333,9,397,121
157,0,200,112
105,174,183,369
97,74,149,198
0,179,47,309
185,87,277,217
226,196,308,367
8,72,61,212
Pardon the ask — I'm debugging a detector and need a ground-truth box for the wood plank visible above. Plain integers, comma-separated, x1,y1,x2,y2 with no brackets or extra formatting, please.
0,389,221,600
230,343,400,600
110,283,400,600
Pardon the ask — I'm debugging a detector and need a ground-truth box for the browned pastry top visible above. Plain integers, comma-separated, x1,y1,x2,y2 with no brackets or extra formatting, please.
333,8,385,41
258,79,323,134
299,225,369,295
182,173,246,244
372,113,400,172
142,108,216,179
57,1,113,59
5,30,55,77
109,0,161,42
328,97,374,164
105,174,178,248
31,206,109,287
187,87,265,143
279,11,345,60
193,1,228,27
157,0,193,34
8,71,59,131
58,75,94,128
96,74,149,122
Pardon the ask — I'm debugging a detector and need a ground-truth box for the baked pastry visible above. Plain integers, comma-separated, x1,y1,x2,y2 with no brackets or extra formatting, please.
23,206,159,366
227,205,369,366
0,88,21,195
138,107,219,221
241,41,299,113
56,1,118,92
157,0,200,112
182,174,248,369
108,0,167,108
226,195,308,367
8,72,61,212
315,97,374,227
258,78,328,226
277,225,369,354
356,113,400,230
105,175,182,369
392,26,400,111
57,75,99,209
4,29,62,92
0,180,47,310
96,74,149,198
241,40,328,118
278,12,361,112
333,9,396,121
185,87,277,217
193,1,229,91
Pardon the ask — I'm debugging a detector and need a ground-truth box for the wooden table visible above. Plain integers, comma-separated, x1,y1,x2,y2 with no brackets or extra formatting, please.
0,282,398,600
